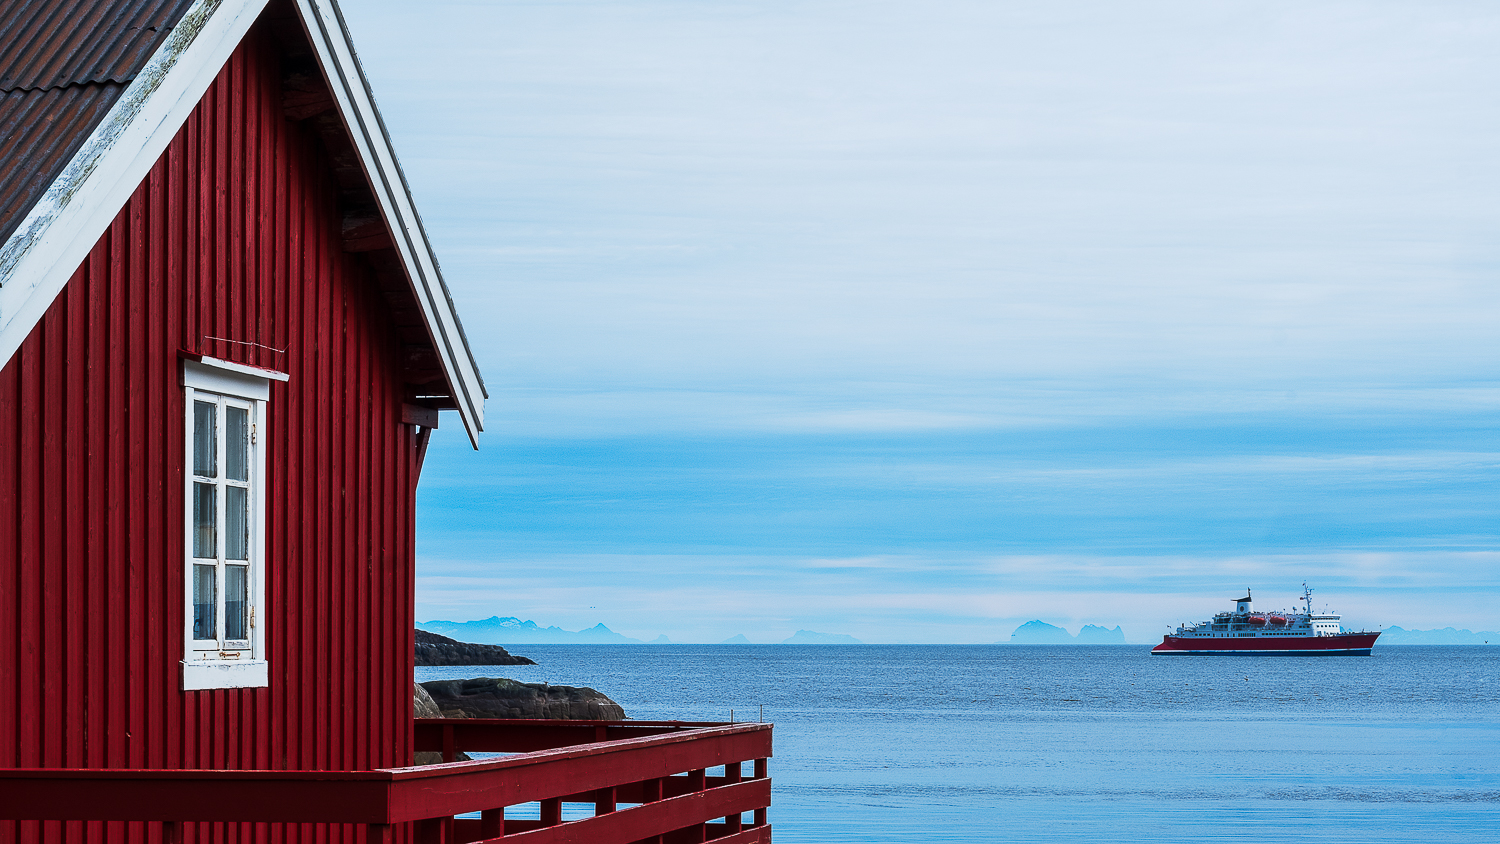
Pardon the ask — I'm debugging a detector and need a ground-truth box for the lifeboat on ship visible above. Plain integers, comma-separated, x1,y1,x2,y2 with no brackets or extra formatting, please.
1247,615,1268,626
1269,615,1288,626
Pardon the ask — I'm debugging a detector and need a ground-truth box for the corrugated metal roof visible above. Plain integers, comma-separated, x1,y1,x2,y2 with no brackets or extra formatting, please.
0,0,196,243
0,0,195,90
0,85,124,241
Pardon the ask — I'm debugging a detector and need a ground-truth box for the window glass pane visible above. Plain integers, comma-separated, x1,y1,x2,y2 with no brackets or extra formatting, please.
226,406,249,482
193,401,217,478
225,565,248,641
226,486,248,560
193,564,217,640
193,482,217,558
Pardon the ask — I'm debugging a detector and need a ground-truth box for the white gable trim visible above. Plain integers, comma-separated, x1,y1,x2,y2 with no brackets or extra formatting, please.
0,0,270,371
0,0,486,447
294,0,486,446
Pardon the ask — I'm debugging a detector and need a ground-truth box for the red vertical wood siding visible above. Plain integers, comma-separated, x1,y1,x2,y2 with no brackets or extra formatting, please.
1,24,419,844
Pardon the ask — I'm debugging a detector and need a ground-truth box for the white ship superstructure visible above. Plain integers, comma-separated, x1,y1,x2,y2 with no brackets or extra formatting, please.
1153,584,1379,655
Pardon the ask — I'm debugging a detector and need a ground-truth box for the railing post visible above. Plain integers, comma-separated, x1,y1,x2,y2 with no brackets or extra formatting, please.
723,762,743,833
368,824,394,844
480,808,504,840
637,777,665,844
415,817,444,844
594,786,616,816
754,757,769,827
618,775,660,842
688,770,707,842
540,797,562,828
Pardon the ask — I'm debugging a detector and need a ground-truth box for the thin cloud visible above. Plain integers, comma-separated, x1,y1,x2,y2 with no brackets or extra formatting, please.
334,0,1500,641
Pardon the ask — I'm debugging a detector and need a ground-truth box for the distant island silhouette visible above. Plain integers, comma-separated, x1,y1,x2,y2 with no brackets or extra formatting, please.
1004,620,1127,644
419,617,866,644
1379,626,1498,645
781,629,864,645
419,616,664,644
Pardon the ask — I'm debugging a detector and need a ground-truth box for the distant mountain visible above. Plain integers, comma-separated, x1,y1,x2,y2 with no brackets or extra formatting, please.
418,616,649,644
1006,620,1127,644
648,634,673,644
1075,624,1128,644
782,629,863,644
720,634,752,644
1380,626,1499,645
1008,620,1073,643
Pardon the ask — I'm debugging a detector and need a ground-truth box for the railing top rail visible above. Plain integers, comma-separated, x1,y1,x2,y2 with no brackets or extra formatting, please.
0,721,772,783
0,719,768,779
416,718,742,728
390,722,770,781
0,767,393,782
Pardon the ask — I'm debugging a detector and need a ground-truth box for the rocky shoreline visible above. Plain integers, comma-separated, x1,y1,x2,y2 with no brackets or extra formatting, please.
411,676,625,765
415,629,537,666
411,631,624,764
420,677,625,720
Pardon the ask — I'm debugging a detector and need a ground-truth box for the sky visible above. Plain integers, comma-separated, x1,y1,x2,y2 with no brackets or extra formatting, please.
338,0,1500,643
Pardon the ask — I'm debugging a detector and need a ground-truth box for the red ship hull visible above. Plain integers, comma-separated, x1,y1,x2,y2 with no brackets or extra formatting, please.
1151,632,1380,655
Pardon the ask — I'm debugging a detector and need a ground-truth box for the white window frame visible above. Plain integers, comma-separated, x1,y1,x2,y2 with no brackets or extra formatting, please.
180,356,287,691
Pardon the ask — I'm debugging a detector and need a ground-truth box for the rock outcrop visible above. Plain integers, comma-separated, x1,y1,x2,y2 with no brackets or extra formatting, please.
414,681,444,718
413,681,470,764
421,677,625,720
415,629,537,666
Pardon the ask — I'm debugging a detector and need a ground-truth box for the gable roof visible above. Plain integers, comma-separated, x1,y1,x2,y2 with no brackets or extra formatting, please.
0,0,199,243
0,0,486,445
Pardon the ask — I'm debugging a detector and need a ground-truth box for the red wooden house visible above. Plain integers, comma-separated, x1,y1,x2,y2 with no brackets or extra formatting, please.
0,1,772,842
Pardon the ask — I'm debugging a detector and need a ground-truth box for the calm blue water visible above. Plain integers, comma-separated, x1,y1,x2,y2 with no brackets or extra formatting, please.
416,645,1500,842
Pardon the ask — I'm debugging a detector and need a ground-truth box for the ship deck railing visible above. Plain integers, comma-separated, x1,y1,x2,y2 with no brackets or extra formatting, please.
0,718,774,843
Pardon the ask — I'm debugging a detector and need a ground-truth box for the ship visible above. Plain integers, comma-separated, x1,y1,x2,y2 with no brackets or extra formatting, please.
1151,584,1380,655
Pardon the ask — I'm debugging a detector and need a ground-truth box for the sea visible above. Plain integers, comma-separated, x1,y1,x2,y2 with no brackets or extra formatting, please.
415,645,1500,843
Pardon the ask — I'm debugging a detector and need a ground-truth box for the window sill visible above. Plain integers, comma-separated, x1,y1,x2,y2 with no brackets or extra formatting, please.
181,658,269,691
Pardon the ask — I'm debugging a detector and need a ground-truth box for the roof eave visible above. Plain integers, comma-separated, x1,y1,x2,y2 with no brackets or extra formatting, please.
0,0,487,448
291,0,486,448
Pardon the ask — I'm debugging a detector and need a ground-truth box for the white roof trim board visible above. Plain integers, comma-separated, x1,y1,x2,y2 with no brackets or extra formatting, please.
0,0,486,446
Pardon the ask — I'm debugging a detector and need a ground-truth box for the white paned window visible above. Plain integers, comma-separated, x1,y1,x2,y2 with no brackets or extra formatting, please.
180,357,286,691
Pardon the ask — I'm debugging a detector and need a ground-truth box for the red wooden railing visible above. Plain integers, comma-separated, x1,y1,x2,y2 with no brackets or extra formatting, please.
0,719,773,844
